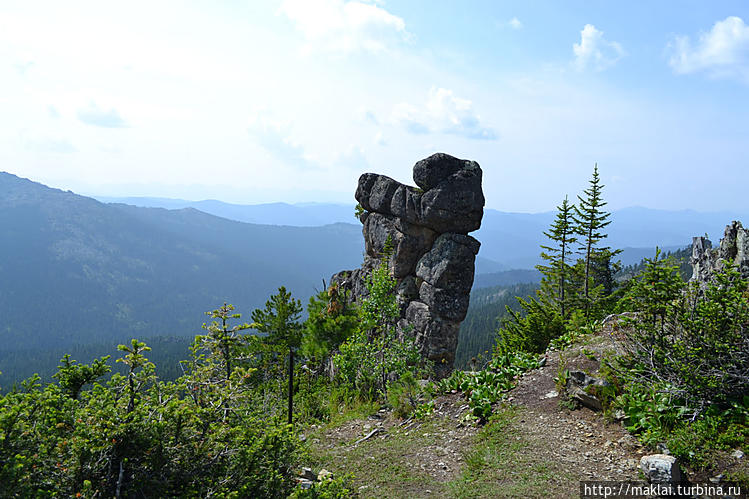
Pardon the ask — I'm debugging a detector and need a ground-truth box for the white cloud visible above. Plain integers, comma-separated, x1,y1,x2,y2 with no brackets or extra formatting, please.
668,16,749,81
573,24,624,71
335,145,370,170
279,0,410,54
391,87,497,140
24,136,76,154
77,103,127,128
495,17,522,30
358,107,379,125
391,102,430,134
248,115,317,170
373,131,385,146
13,60,34,75
247,112,373,179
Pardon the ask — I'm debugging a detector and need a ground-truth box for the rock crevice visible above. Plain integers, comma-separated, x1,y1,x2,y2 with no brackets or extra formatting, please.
332,153,485,378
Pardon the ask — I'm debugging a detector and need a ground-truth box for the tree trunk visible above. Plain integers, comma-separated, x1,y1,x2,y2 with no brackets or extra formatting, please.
584,227,593,317
561,232,566,319
288,348,294,425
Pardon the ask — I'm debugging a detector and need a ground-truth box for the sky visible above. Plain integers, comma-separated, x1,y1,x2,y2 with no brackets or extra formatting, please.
1,0,748,212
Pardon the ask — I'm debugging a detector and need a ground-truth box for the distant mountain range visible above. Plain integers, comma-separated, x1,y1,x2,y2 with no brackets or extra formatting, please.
99,195,747,270
2,173,746,386
95,196,357,227
0,173,364,385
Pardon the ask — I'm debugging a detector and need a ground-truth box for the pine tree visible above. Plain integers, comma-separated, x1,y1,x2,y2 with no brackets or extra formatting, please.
590,247,622,296
53,354,111,400
301,287,359,370
113,339,155,496
623,247,683,333
537,195,577,319
201,303,251,382
573,164,618,316
251,286,303,425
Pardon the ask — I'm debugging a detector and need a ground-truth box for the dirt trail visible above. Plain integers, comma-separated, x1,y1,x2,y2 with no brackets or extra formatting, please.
507,332,646,490
308,330,649,497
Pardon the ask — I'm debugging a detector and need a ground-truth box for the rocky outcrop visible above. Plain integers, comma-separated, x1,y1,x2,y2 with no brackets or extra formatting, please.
691,221,749,285
355,153,484,234
565,371,611,412
332,153,484,378
363,213,437,278
639,454,683,485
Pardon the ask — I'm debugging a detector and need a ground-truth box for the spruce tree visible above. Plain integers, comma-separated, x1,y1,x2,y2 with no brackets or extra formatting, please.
537,195,577,319
573,164,618,316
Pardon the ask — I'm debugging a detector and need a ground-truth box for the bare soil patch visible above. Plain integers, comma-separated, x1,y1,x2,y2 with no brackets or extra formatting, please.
307,394,478,498
508,332,646,485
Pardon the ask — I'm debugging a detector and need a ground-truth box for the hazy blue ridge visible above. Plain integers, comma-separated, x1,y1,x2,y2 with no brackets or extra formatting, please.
101,194,746,269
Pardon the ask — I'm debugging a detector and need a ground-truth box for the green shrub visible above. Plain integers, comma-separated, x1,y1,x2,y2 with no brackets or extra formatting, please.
613,382,748,467
547,310,598,352
496,296,565,355
435,352,541,421
333,258,424,401
294,370,333,423
387,371,422,419
289,473,358,498
665,398,749,465
615,383,687,441
302,289,359,368
414,400,435,419
0,334,304,497
619,263,749,412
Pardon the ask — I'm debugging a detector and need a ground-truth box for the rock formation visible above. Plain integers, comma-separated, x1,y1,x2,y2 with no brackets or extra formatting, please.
565,370,611,412
639,454,683,485
331,153,485,378
691,220,749,285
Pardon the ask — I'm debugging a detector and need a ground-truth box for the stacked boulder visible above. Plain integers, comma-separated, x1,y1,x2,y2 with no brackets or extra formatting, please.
691,220,749,285
331,153,485,378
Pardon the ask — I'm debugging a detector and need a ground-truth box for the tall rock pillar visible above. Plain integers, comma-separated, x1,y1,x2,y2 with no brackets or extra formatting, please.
331,153,485,378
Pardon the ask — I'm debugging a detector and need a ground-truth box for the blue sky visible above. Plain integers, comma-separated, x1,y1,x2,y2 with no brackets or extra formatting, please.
1,1,748,212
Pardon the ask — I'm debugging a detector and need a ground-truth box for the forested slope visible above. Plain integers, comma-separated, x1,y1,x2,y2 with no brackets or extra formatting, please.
0,173,363,385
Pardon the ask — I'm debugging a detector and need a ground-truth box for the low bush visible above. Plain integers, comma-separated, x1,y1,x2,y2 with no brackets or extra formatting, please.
615,385,748,467
612,255,749,470
435,352,542,420
386,371,422,419
618,258,749,414
495,296,565,355
289,473,358,498
0,344,303,497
